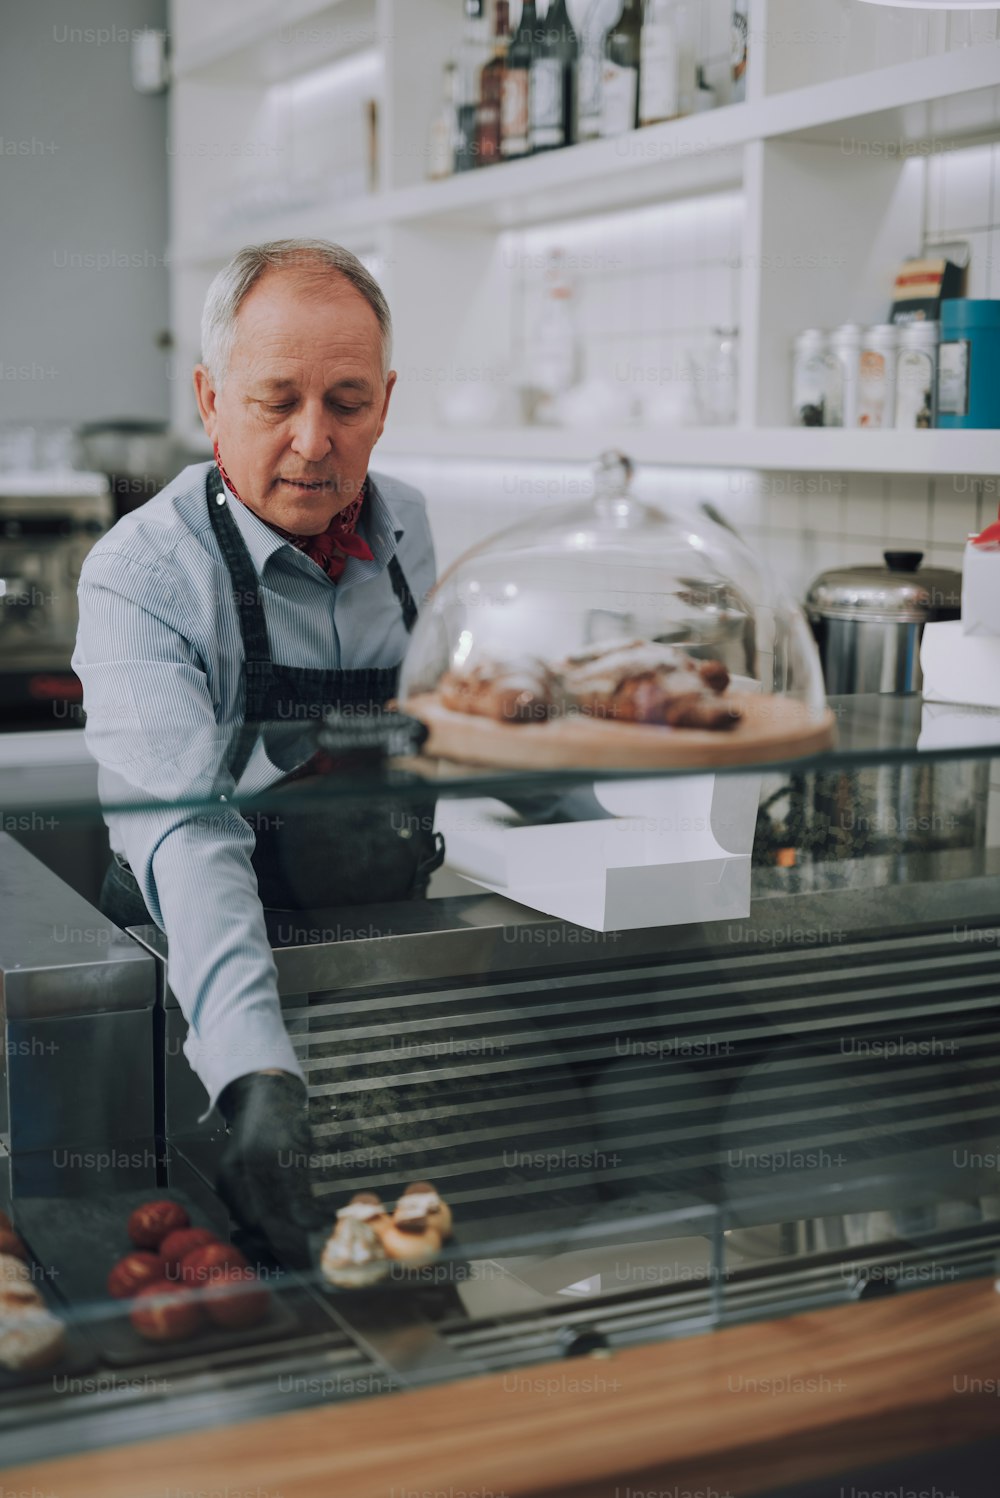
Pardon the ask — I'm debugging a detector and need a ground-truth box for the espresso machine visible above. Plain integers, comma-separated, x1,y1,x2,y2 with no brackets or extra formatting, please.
0,470,111,729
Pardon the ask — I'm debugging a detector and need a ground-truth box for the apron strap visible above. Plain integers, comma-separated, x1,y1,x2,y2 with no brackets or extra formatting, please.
387,554,419,634
206,466,273,665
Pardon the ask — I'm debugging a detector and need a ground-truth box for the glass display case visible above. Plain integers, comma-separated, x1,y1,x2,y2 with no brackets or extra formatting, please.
1,690,1000,1465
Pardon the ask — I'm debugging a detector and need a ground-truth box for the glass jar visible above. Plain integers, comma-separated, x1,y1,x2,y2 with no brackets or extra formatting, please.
792,329,835,427
895,320,939,431
858,324,900,430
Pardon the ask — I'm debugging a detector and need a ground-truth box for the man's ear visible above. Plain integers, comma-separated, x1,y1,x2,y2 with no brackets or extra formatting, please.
193,365,220,441
374,370,396,444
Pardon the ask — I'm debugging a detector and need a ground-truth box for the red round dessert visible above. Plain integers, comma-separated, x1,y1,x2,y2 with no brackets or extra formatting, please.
178,1242,269,1330
107,1251,168,1300
159,1227,220,1276
176,1242,250,1286
0,1229,29,1262
203,1270,270,1330
127,1200,190,1250
128,1281,204,1342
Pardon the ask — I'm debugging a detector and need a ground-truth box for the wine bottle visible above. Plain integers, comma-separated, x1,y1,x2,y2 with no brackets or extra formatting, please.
576,1,610,143
731,4,748,103
428,59,460,180
639,0,680,127
456,0,490,172
476,0,510,167
530,0,578,153
502,0,536,158
601,0,642,138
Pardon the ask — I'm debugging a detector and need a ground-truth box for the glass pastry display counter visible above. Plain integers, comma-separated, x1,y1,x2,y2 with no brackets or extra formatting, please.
0,703,999,1468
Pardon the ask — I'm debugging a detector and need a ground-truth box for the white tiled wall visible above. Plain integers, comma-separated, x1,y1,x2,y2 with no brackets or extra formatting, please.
506,193,743,421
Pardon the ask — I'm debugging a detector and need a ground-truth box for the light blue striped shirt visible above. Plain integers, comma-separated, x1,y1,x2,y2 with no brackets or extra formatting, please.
72,460,436,1111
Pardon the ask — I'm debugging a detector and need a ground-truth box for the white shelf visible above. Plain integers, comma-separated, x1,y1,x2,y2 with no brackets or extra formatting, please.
170,41,1000,264
168,0,1000,483
377,425,1000,476
759,38,1000,149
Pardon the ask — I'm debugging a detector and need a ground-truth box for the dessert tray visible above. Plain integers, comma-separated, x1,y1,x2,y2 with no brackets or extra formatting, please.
405,690,835,770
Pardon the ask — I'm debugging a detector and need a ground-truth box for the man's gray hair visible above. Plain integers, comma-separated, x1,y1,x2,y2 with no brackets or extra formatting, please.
200,238,393,385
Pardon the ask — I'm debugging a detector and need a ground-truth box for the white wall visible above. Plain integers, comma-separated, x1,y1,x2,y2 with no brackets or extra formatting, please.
0,0,170,424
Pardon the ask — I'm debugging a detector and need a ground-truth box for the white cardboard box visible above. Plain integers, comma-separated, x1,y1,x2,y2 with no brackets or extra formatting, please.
918,695,1000,752
438,773,761,932
921,619,1000,713
962,541,1000,638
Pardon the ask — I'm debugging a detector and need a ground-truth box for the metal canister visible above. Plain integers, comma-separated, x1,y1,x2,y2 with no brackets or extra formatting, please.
805,549,961,694
754,552,986,862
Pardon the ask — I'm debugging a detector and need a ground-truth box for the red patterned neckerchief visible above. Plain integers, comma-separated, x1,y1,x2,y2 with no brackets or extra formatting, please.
214,442,374,583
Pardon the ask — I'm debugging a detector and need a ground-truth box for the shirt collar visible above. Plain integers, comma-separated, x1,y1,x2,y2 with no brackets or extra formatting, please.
217,468,405,583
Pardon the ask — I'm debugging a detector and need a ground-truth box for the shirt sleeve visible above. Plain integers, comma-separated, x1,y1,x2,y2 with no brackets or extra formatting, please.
72,549,304,1114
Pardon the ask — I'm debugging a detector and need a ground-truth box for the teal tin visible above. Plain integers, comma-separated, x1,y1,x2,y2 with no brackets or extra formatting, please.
937,299,1000,429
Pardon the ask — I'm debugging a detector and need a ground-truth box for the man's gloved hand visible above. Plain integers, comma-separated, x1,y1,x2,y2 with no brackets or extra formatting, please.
216,1071,321,1270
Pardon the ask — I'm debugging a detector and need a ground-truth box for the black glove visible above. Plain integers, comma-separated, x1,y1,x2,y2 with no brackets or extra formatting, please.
216,1071,321,1271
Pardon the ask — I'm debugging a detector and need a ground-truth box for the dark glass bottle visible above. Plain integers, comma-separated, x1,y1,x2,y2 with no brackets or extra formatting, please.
455,0,489,172
530,0,578,153
502,0,536,158
476,0,509,167
601,0,642,137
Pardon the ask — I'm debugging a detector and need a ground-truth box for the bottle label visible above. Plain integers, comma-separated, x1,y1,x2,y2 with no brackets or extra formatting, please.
576,48,603,138
793,353,834,427
640,25,679,124
858,348,888,429
895,349,935,429
600,61,638,137
731,9,748,78
938,339,970,417
502,70,530,152
428,121,453,180
455,104,478,172
531,58,564,147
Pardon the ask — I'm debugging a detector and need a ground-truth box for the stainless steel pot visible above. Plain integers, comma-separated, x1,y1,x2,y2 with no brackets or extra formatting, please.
754,551,985,863
805,550,961,694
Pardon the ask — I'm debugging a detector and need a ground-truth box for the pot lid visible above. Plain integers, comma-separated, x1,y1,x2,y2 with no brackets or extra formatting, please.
806,551,962,623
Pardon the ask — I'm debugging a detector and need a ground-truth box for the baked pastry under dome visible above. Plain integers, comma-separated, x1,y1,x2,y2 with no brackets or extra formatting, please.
401,453,832,769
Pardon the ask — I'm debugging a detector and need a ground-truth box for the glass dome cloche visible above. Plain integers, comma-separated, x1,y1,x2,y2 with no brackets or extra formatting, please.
400,453,834,769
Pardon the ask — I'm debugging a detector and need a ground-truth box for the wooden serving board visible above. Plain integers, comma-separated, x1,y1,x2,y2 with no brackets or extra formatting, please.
405,691,836,771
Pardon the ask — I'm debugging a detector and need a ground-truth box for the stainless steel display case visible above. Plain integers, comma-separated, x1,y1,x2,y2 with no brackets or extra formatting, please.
0,833,155,1198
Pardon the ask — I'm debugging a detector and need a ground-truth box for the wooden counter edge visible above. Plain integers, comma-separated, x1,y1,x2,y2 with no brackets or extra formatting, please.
7,1276,1000,1498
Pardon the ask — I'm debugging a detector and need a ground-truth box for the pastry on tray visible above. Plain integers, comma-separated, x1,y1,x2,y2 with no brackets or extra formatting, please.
320,1194,392,1289
0,1304,67,1372
0,1252,66,1372
320,1184,454,1288
439,658,559,724
438,638,741,732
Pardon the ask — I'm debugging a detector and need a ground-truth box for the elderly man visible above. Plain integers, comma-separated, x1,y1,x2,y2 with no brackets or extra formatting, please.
73,239,441,1264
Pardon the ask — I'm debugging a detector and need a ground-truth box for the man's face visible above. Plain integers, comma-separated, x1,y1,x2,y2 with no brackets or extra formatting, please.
193,266,395,535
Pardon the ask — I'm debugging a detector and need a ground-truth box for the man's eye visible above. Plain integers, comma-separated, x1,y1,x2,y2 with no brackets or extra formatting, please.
334,405,363,416
264,402,295,414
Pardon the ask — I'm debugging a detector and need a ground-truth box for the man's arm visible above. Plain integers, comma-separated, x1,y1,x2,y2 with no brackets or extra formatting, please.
72,550,304,1114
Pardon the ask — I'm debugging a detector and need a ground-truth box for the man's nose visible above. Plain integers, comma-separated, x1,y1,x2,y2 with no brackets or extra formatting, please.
289,404,335,463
